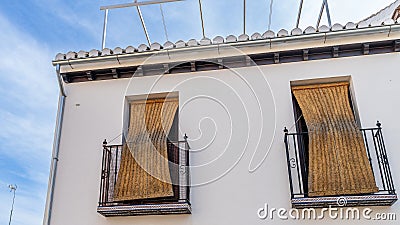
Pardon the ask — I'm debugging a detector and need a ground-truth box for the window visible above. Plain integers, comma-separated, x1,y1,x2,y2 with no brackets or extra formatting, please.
284,79,397,208
97,94,191,216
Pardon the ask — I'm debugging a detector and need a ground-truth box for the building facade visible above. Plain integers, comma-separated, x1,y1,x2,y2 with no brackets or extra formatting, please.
43,6,400,225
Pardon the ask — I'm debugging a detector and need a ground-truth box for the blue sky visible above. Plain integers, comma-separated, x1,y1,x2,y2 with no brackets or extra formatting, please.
0,0,396,224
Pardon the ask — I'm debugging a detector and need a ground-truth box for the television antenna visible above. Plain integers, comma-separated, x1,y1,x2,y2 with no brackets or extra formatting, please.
8,184,17,225
100,0,184,49
296,0,332,28
100,0,334,49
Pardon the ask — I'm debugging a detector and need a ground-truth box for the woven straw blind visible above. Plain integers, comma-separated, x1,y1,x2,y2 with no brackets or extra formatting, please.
114,98,178,201
292,82,378,197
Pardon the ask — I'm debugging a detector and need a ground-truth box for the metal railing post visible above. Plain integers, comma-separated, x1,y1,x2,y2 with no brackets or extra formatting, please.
283,127,294,199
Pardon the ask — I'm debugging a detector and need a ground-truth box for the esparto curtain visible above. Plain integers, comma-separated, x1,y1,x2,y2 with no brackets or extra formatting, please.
114,98,178,201
292,82,378,197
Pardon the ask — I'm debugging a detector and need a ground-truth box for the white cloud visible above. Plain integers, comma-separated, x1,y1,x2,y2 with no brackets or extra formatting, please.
0,188,45,225
0,109,53,160
0,12,58,225
31,0,103,41
0,13,57,110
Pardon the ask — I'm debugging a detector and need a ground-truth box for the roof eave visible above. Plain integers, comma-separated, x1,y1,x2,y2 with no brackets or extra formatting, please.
52,24,400,72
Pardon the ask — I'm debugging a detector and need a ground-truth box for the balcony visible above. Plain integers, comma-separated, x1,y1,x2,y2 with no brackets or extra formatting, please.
97,139,191,216
283,122,397,208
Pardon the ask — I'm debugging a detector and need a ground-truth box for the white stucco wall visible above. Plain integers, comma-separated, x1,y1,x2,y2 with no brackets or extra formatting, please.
50,51,400,225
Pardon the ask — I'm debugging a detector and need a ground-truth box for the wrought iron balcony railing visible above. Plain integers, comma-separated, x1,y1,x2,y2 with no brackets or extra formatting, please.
97,138,191,216
283,122,397,208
